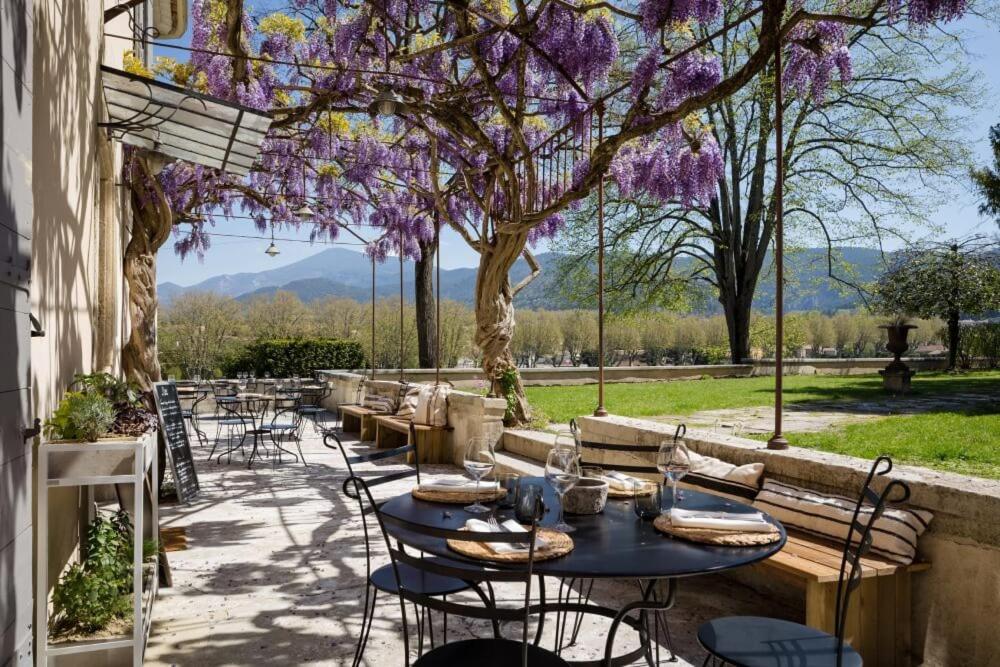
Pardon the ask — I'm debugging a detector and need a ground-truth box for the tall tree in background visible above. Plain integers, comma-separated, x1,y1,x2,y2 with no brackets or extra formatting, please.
556,13,978,363
972,124,1000,228
872,239,1000,370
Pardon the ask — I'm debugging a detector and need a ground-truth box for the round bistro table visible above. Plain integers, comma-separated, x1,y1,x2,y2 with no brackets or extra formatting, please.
379,479,785,666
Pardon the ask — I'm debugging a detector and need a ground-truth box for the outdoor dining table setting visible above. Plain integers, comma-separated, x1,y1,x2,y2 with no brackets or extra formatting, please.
374,435,787,666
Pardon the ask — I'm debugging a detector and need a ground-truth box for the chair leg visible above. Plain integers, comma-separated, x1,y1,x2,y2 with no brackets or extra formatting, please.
353,585,377,667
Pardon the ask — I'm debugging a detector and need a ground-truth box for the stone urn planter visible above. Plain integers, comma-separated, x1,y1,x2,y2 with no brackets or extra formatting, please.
879,323,917,393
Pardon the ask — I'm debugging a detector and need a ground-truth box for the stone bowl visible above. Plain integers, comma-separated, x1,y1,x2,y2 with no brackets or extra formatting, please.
563,478,609,515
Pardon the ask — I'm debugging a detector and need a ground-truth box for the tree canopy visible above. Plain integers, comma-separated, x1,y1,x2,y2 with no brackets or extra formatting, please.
124,0,972,416
972,124,1000,228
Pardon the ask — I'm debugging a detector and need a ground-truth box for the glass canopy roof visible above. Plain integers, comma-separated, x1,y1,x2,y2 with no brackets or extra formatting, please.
100,65,272,176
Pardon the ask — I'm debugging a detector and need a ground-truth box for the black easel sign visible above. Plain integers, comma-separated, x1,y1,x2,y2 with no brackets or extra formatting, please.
152,382,200,503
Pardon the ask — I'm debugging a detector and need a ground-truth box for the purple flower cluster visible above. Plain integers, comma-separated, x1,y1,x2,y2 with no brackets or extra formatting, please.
639,0,721,36
783,20,851,101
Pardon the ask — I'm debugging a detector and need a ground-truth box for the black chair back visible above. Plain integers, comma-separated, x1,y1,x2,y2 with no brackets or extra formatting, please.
569,419,686,474
833,456,910,663
349,475,545,667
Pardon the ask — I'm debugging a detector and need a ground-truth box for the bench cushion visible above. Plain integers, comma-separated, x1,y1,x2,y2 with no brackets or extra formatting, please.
363,394,396,414
396,386,421,417
753,479,933,564
678,451,764,501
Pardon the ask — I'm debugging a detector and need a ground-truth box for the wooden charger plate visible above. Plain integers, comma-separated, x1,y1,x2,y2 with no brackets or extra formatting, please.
447,527,574,562
411,486,507,504
606,484,654,500
653,515,782,546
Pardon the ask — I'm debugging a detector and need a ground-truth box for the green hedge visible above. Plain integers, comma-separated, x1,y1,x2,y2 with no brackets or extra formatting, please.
960,322,1000,369
222,338,366,377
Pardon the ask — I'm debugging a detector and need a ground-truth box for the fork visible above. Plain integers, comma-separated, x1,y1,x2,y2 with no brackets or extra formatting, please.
488,515,529,550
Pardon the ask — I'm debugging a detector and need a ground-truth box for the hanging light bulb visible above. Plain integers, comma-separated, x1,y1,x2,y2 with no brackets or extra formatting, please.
369,86,403,117
294,201,314,219
265,227,280,257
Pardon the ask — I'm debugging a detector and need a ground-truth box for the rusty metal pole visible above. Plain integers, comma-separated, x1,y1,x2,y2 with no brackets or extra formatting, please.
371,256,377,381
399,231,405,383
594,104,609,417
435,213,442,386
768,33,789,450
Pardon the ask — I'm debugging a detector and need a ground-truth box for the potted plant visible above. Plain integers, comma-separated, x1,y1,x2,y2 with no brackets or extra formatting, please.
43,372,158,481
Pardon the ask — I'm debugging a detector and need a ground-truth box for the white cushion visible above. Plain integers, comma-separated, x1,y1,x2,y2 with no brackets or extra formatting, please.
395,387,421,417
753,479,933,564
362,394,396,414
677,451,764,502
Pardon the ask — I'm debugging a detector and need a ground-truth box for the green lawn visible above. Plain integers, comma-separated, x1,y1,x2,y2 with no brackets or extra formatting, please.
524,371,1000,479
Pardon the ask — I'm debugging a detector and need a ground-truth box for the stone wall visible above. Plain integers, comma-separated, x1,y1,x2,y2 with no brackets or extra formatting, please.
317,371,507,465
327,357,951,388
577,414,1000,666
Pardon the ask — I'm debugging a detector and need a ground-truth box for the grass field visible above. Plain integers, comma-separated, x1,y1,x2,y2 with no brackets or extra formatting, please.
524,371,1000,479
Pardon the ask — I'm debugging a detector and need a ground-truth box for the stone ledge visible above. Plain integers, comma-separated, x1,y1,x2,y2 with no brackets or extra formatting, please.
577,414,1000,547
503,429,558,461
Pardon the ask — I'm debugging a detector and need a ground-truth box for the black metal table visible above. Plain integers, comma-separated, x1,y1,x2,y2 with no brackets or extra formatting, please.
379,480,785,666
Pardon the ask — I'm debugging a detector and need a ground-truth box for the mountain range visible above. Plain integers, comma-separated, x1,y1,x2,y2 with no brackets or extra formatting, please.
158,246,885,313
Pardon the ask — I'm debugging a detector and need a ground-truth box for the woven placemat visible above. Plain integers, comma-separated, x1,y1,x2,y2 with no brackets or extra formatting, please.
447,527,574,562
411,486,507,504
653,515,781,546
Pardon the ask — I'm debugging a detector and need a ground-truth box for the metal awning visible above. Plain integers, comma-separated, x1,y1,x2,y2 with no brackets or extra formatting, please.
99,65,272,176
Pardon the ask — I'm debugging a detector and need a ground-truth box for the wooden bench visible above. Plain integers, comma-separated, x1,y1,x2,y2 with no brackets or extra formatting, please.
750,529,930,667
373,415,451,464
339,404,379,441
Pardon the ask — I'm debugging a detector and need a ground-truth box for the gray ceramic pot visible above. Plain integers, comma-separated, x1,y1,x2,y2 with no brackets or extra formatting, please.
563,477,609,515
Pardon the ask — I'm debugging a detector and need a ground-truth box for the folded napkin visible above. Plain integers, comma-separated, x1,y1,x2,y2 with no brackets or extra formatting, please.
669,508,773,533
604,471,651,492
417,477,500,492
465,519,547,554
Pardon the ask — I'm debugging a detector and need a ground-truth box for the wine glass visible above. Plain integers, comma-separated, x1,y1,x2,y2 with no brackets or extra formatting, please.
656,439,691,514
463,437,496,514
545,444,581,533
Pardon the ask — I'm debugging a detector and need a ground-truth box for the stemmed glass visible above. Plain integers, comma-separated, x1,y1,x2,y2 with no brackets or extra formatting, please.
463,437,496,514
656,439,691,515
545,444,581,533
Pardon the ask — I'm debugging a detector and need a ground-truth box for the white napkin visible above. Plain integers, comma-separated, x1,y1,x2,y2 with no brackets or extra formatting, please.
417,476,500,492
604,471,650,492
465,519,547,554
669,508,773,533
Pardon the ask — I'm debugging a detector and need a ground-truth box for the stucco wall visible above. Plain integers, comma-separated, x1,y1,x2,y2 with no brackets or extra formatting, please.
577,414,1000,666
30,0,132,606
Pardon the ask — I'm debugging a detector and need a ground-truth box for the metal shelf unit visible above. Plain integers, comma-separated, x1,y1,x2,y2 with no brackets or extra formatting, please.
35,434,159,666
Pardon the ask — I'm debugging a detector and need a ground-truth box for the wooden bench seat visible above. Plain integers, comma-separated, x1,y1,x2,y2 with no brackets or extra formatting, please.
751,529,930,666
372,415,451,463
339,404,379,441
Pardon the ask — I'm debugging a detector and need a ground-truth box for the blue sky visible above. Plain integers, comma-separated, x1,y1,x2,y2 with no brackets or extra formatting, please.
155,11,1000,286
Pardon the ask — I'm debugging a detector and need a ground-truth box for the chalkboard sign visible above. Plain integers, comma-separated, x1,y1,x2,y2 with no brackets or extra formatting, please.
153,382,200,503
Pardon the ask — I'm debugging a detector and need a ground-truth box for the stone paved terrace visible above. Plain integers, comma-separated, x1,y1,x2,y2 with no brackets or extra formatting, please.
146,425,791,666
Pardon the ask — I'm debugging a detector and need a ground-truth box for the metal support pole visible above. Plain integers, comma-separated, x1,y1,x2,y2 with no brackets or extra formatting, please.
768,35,789,450
371,257,377,381
594,104,608,417
435,214,442,385
399,232,405,382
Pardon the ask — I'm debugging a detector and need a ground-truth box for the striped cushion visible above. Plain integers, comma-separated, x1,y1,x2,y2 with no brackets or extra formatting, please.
362,394,396,414
396,387,421,417
753,479,932,564
677,451,763,501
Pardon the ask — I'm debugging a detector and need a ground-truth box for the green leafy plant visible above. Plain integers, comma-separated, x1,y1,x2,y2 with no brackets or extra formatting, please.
51,511,135,634
44,392,115,442
70,372,139,406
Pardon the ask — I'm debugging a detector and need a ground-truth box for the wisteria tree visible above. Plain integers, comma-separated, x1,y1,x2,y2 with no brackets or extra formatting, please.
126,0,969,421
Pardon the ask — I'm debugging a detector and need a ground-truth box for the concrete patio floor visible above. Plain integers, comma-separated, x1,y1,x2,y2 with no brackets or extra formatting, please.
146,424,794,666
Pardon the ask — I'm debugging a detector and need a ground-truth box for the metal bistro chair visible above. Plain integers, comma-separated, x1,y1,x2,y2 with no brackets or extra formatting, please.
269,391,307,466
180,384,210,447
697,455,910,667
325,433,483,667
298,381,331,434
362,477,568,667
555,419,681,662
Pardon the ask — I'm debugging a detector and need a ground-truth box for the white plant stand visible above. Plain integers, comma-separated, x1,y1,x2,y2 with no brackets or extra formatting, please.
35,433,159,666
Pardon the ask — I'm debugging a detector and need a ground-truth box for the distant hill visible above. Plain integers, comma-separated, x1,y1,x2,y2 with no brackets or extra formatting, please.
159,245,886,313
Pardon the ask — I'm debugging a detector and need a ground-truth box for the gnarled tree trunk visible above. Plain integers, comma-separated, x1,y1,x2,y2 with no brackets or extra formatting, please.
474,232,531,426
122,153,173,393
415,236,438,369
